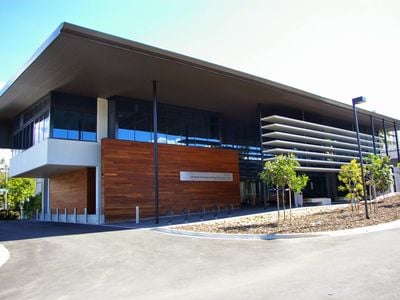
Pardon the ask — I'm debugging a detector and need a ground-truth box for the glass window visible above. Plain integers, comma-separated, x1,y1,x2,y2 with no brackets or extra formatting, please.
208,116,220,143
166,117,181,145
52,110,68,139
67,112,80,140
113,97,222,148
81,113,96,141
12,95,51,150
51,92,97,141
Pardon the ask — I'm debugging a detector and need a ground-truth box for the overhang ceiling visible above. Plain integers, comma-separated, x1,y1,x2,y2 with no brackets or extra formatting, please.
0,22,398,129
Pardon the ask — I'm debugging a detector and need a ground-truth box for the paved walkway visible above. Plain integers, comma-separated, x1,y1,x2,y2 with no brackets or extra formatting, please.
0,244,9,267
106,205,292,228
1,221,400,299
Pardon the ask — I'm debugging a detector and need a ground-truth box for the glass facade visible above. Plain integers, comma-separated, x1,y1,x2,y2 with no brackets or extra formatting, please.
112,97,222,147
12,94,51,154
12,92,97,154
51,93,97,141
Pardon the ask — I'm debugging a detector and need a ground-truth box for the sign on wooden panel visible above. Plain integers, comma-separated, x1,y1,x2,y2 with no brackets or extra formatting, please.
180,171,233,182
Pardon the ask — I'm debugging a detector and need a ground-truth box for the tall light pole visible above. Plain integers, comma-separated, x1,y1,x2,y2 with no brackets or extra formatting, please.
352,96,369,219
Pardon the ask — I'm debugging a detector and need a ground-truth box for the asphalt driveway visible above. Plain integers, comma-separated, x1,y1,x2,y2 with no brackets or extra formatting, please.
0,221,399,299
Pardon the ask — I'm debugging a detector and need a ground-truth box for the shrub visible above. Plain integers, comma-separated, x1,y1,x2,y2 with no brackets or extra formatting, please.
0,209,20,220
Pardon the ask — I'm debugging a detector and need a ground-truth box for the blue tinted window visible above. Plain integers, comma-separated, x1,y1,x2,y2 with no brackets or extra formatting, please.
51,93,97,141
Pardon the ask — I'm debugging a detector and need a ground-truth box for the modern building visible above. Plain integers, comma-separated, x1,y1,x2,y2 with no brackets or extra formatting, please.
0,23,399,223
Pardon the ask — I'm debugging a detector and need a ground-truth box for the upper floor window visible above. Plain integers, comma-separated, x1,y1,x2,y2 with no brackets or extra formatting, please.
12,95,50,151
112,97,221,147
51,93,97,142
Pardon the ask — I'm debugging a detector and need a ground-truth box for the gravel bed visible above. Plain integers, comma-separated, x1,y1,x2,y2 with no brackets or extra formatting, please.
179,194,400,234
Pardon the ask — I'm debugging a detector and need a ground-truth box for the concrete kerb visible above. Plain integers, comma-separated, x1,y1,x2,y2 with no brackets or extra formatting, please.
152,201,400,240
153,219,400,241
0,244,10,268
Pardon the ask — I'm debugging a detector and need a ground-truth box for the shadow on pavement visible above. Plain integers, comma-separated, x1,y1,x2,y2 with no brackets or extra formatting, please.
0,221,130,242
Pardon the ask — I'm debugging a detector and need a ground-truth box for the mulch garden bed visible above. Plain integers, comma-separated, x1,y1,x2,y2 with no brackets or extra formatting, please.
178,194,400,234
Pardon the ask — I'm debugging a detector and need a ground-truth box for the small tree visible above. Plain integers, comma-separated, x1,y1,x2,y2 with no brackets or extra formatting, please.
375,156,392,197
5,178,35,210
260,154,303,221
365,154,393,212
288,173,309,215
338,159,363,212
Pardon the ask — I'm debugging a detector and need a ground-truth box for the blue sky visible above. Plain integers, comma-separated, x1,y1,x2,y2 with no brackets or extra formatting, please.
1,0,400,120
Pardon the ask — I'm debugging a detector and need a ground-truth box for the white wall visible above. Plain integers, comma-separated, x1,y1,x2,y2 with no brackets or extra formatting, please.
9,138,100,177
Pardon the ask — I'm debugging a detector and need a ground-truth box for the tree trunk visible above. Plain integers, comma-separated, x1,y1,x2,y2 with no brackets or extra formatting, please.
368,184,373,215
373,184,377,213
351,197,354,213
282,187,286,221
276,186,280,222
289,188,292,220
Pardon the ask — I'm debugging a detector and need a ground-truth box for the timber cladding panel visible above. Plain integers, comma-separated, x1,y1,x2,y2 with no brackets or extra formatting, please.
102,139,240,222
50,168,95,214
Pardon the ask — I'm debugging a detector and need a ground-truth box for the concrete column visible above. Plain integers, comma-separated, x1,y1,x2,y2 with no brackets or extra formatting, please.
46,178,50,220
41,178,49,217
95,166,102,224
96,98,108,224
97,98,108,142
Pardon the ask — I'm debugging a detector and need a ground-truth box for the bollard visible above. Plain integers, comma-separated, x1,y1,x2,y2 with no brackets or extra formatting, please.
199,207,205,221
182,208,190,223
214,205,220,219
74,208,77,223
56,208,59,222
168,210,174,225
136,206,140,224
84,208,87,224
36,209,39,220
64,208,67,223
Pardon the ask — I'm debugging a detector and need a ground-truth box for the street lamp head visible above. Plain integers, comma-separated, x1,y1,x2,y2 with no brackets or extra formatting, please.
352,96,367,105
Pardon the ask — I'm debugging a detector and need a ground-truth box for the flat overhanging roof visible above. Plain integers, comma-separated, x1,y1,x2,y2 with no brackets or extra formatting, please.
0,22,398,128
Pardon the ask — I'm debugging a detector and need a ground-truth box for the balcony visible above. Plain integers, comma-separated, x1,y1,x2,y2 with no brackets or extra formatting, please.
9,138,100,178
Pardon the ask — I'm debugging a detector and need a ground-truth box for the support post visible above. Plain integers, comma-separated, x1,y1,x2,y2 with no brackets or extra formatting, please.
353,98,369,219
136,206,140,224
383,119,389,156
96,98,108,225
257,104,267,209
95,166,102,224
153,81,160,224
394,123,400,163
370,115,376,155
46,179,50,219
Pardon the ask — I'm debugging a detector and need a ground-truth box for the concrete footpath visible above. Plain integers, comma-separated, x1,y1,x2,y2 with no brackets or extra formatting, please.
0,244,9,267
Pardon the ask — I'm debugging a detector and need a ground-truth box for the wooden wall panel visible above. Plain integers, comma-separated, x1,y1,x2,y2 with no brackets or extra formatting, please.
50,168,95,214
102,139,240,222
